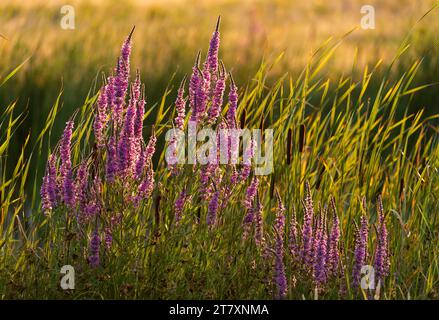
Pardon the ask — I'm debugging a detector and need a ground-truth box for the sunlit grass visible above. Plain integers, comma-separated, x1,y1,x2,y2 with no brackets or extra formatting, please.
0,23,437,298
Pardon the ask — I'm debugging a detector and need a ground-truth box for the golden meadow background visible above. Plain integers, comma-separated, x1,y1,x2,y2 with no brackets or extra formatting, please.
0,0,438,175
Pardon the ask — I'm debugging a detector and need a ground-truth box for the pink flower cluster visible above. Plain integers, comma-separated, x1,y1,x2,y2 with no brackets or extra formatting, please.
40,27,156,267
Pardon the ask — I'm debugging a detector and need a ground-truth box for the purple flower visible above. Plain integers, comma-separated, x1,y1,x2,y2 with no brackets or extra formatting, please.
242,177,258,239
174,76,187,131
145,132,157,163
207,189,219,226
274,190,287,299
134,97,145,140
230,165,238,185
313,208,328,286
112,28,134,126
121,26,134,63
106,76,115,113
41,154,58,213
374,195,390,281
74,161,89,211
207,67,226,125
59,121,75,208
63,170,75,209
86,175,102,219
174,189,187,224
60,121,74,180
244,176,258,209
220,163,238,209
353,210,368,288
94,86,108,148
206,16,221,75
289,205,299,259
89,230,100,268
189,52,201,121
195,69,208,122
199,164,216,200
106,136,117,183
132,70,141,101
84,201,100,221
118,96,136,176
135,147,146,180
301,181,314,268
328,197,340,276
47,154,58,203
40,175,51,214
133,167,154,207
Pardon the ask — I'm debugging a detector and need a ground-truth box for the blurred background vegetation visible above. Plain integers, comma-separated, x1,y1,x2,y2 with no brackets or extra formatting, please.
0,0,438,188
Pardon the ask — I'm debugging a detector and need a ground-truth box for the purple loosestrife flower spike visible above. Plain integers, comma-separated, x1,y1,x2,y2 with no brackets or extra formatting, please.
174,189,187,225
41,175,51,214
189,52,201,120
63,170,75,208
145,131,157,164
75,161,89,211
194,68,208,122
353,205,369,288
113,28,134,126
94,86,108,148
132,70,141,101
207,189,219,226
206,16,221,75
135,147,146,181
313,208,328,286
47,154,58,205
122,26,135,63
41,154,58,214
60,121,73,180
328,197,340,276
242,206,254,241
60,121,74,208
134,96,145,139
374,195,390,281
301,181,314,268
89,230,100,268
174,76,187,131
133,167,154,207
106,76,115,113
289,205,299,259
199,164,217,200
242,176,258,240
274,190,287,299
244,176,259,210
106,136,117,183
202,61,212,101
208,66,226,124
84,202,99,222
118,92,136,176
